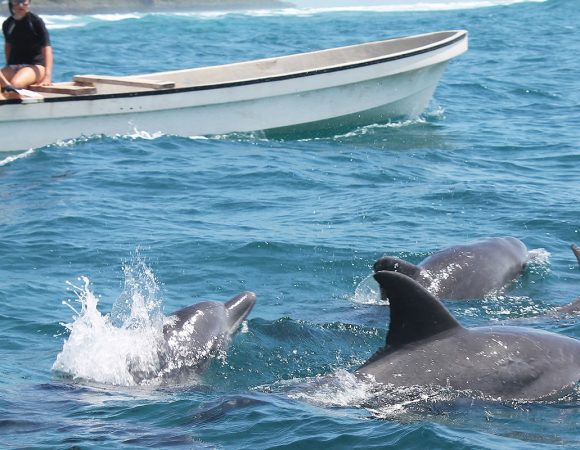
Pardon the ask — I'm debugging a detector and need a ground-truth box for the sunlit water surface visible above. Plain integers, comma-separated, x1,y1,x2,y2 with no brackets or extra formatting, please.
1,0,579,448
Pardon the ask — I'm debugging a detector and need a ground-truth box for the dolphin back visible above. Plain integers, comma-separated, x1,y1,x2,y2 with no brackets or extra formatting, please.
417,237,529,299
357,271,580,400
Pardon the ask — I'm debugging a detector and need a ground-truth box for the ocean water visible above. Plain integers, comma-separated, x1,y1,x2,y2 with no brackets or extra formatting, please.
1,0,580,447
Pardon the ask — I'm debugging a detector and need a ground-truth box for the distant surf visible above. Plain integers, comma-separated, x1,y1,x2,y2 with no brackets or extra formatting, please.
42,0,547,29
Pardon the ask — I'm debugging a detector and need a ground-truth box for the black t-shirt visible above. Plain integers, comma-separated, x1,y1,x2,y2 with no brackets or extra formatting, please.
2,12,51,66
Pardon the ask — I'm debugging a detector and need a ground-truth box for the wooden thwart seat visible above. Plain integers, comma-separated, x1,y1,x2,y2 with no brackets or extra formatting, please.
29,84,97,95
73,74,175,90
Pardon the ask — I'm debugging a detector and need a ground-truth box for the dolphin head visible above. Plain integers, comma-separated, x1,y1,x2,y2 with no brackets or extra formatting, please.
157,291,256,379
373,256,421,301
373,256,421,277
163,291,256,340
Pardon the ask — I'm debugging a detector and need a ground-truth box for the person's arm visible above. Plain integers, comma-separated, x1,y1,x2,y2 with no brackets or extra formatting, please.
1,26,15,91
1,43,11,88
40,45,52,85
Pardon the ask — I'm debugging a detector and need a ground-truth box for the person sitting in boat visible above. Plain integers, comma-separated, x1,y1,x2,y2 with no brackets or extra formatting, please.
1,0,52,93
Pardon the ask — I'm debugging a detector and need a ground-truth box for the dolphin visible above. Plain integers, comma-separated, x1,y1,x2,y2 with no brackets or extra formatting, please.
355,271,580,400
553,244,580,314
373,237,530,300
572,244,580,266
155,291,256,380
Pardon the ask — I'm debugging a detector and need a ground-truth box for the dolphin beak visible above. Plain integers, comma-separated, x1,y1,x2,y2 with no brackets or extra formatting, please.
225,291,256,331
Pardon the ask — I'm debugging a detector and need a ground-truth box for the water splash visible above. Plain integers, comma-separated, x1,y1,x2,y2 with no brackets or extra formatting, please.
259,369,379,408
266,367,579,420
527,248,550,267
52,255,166,386
110,253,163,328
270,370,481,418
53,134,102,148
124,127,166,141
351,274,387,305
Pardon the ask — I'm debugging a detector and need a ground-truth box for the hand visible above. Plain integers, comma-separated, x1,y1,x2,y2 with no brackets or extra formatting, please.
39,75,52,86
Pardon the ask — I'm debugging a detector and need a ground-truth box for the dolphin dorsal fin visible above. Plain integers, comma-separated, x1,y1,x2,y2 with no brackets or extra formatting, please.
374,271,462,349
572,244,580,266
373,257,422,301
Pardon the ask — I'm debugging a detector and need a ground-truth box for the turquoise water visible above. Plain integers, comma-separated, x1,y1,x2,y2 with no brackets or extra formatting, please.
1,0,580,448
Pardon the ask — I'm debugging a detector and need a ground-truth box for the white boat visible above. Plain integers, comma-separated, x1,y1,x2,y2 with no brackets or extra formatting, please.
0,30,467,152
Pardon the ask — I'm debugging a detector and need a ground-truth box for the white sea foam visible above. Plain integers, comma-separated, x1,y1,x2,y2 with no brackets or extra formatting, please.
52,254,166,386
53,135,99,148
528,247,550,266
91,13,144,21
279,370,462,417
124,128,166,141
285,370,378,408
42,15,90,29
285,0,547,14
0,149,35,167
40,0,547,29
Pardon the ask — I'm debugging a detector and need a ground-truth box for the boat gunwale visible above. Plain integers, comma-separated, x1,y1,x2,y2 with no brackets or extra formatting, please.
0,30,467,106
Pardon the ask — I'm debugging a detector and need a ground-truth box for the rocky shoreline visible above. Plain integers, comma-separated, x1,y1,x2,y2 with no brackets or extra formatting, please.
23,0,293,15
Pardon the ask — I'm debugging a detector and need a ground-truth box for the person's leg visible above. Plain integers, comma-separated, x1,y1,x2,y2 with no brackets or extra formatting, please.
1,67,17,87
10,65,45,88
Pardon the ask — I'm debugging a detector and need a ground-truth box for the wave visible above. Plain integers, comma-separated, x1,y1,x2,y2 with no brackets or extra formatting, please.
42,0,548,29
275,0,548,14
0,149,35,167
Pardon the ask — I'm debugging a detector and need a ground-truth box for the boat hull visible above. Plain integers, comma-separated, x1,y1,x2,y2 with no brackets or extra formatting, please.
0,30,467,151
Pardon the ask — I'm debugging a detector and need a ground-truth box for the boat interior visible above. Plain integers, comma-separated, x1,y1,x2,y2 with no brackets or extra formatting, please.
2,30,464,100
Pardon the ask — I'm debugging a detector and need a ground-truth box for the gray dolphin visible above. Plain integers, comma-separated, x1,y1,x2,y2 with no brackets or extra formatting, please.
554,244,580,314
572,244,580,266
356,271,580,400
155,291,256,380
373,237,530,300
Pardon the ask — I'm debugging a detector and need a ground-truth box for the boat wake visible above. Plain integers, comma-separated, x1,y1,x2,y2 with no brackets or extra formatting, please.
201,111,440,144
29,113,434,150
0,149,35,167
44,128,167,150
